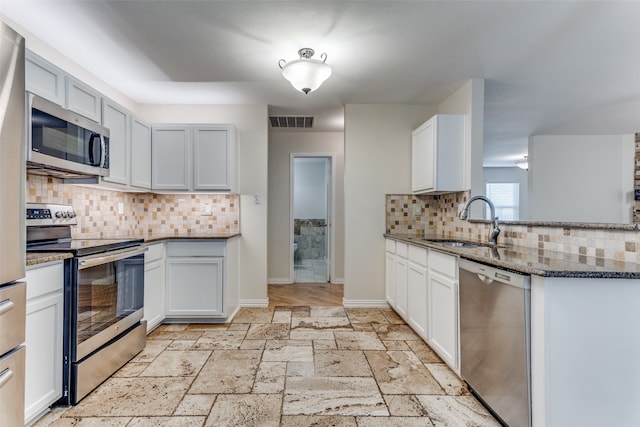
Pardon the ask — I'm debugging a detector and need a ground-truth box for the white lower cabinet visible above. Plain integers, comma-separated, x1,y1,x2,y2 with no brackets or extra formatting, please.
393,242,408,320
427,250,459,372
385,238,459,372
165,241,226,318
143,243,166,332
24,261,64,425
407,245,428,340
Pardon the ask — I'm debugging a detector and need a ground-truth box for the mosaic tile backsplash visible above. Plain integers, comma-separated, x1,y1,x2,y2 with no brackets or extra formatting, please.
387,192,640,264
27,175,239,239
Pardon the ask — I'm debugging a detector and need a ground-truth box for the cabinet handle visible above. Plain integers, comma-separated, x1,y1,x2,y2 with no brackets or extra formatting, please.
0,368,14,389
0,299,15,316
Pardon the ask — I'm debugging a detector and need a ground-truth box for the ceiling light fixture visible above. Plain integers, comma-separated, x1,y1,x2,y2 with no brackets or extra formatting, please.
278,48,332,94
516,156,529,170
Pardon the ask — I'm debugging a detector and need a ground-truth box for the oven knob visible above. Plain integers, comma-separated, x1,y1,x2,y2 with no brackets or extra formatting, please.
68,211,76,218
55,211,63,218
62,212,69,218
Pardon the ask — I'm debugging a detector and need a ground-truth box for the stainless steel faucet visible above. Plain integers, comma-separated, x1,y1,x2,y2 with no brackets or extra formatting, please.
459,195,500,245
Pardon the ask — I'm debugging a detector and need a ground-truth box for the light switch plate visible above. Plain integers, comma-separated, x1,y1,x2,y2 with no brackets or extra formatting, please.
253,194,261,205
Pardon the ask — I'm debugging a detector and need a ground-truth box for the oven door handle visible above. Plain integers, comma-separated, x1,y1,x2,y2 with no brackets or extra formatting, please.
78,246,148,270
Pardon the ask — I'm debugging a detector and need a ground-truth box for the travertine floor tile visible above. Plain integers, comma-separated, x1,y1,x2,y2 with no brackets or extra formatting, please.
407,339,443,363
346,311,389,324
287,361,315,377
310,306,347,317
174,394,216,416
365,351,444,395
291,316,351,330
334,331,385,350
245,323,290,340
232,307,274,323
140,350,210,377
205,394,282,427
147,330,205,341
272,310,292,323
185,323,228,331
253,361,287,393
130,340,171,362
47,417,131,426
356,416,435,426
416,395,501,426
167,339,196,351
284,377,388,416
380,309,406,324
290,329,335,340
373,324,421,341
314,350,372,377
240,339,266,350
383,395,431,417
112,362,148,378
425,363,469,396
280,415,357,426
189,350,261,394
382,340,410,351
313,339,337,350
128,416,206,426
192,331,246,350
63,377,193,417
263,344,313,362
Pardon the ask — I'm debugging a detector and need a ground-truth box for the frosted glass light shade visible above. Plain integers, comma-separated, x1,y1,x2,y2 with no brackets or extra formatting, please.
281,59,332,94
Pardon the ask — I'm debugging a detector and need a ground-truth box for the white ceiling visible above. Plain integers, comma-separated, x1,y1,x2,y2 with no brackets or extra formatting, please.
2,1,639,166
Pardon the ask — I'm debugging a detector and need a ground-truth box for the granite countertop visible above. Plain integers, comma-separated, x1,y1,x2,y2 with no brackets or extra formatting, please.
143,232,241,243
26,252,73,267
384,234,640,279
26,232,241,266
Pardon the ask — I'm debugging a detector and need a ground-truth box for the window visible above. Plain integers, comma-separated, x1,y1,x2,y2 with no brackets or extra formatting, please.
486,183,520,220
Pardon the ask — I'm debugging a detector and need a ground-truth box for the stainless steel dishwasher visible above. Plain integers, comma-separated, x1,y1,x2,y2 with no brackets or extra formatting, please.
459,258,531,427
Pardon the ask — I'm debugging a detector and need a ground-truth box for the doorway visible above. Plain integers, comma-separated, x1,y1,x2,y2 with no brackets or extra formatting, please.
291,156,331,283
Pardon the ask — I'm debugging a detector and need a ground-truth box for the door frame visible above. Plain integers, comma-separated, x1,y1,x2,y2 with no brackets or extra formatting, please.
289,153,336,283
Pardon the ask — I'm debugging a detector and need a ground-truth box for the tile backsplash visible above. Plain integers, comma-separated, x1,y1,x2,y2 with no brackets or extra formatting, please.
387,192,640,264
27,175,239,239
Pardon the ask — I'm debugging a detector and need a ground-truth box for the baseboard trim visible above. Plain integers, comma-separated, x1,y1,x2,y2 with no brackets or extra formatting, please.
330,278,344,285
226,305,242,322
239,298,269,307
267,278,292,284
342,299,390,308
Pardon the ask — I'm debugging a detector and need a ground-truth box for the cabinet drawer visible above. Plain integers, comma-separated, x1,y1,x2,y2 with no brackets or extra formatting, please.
429,250,457,277
408,245,428,266
26,262,64,300
166,241,226,257
0,282,26,356
145,243,165,262
396,242,408,258
385,239,396,254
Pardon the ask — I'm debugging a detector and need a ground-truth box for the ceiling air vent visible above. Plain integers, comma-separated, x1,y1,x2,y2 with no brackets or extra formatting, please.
269,116,314,129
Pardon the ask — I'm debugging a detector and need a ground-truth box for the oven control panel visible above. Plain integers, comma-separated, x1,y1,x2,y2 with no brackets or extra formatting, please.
26,203,77,226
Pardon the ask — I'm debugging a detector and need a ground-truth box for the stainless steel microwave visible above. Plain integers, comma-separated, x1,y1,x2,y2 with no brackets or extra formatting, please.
27,93,110,178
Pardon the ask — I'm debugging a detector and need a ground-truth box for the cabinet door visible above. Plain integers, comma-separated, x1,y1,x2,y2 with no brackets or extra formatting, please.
407,261,428,340
152,127,190,190
65,76,102,122
385,251,396,308
101,99,130,185
166,257,224,317
131,118,152,189
193,127,231,191
394,255,408,321
144,258,166,332
428,270,458,370
24,262,64,425
412,117,435,193
25,51,65,106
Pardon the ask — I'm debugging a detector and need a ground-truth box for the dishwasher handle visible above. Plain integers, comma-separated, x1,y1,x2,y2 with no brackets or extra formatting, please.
459,258,530,290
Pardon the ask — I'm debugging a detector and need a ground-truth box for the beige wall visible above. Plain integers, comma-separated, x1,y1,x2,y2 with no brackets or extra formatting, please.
139,104,269,305
268,131,345,284
343,104,437,305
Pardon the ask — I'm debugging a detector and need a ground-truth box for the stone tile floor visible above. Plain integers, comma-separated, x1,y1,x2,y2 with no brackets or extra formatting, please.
33,306,500,427
294,259,328,283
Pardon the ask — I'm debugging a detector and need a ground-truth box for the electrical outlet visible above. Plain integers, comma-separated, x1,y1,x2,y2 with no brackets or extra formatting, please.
413,204,421,216
201,203,212,216
117,202,124,215
252,194,261,205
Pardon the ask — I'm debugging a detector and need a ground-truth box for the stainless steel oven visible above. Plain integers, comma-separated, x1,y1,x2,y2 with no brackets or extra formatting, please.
26,203,147,404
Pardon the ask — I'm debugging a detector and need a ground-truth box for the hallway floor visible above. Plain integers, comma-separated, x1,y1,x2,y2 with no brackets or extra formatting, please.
294,258,328,282
33,304,500,427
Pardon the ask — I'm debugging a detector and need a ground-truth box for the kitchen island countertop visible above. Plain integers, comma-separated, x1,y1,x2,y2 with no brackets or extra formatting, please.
385,233,640,279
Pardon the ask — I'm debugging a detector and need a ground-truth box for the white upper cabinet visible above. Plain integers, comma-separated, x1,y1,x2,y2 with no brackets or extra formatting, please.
411,114,465,194
101,99,130,185
65,76,102,122
130,118,152,190
25,51,65,106
152,124,237,192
